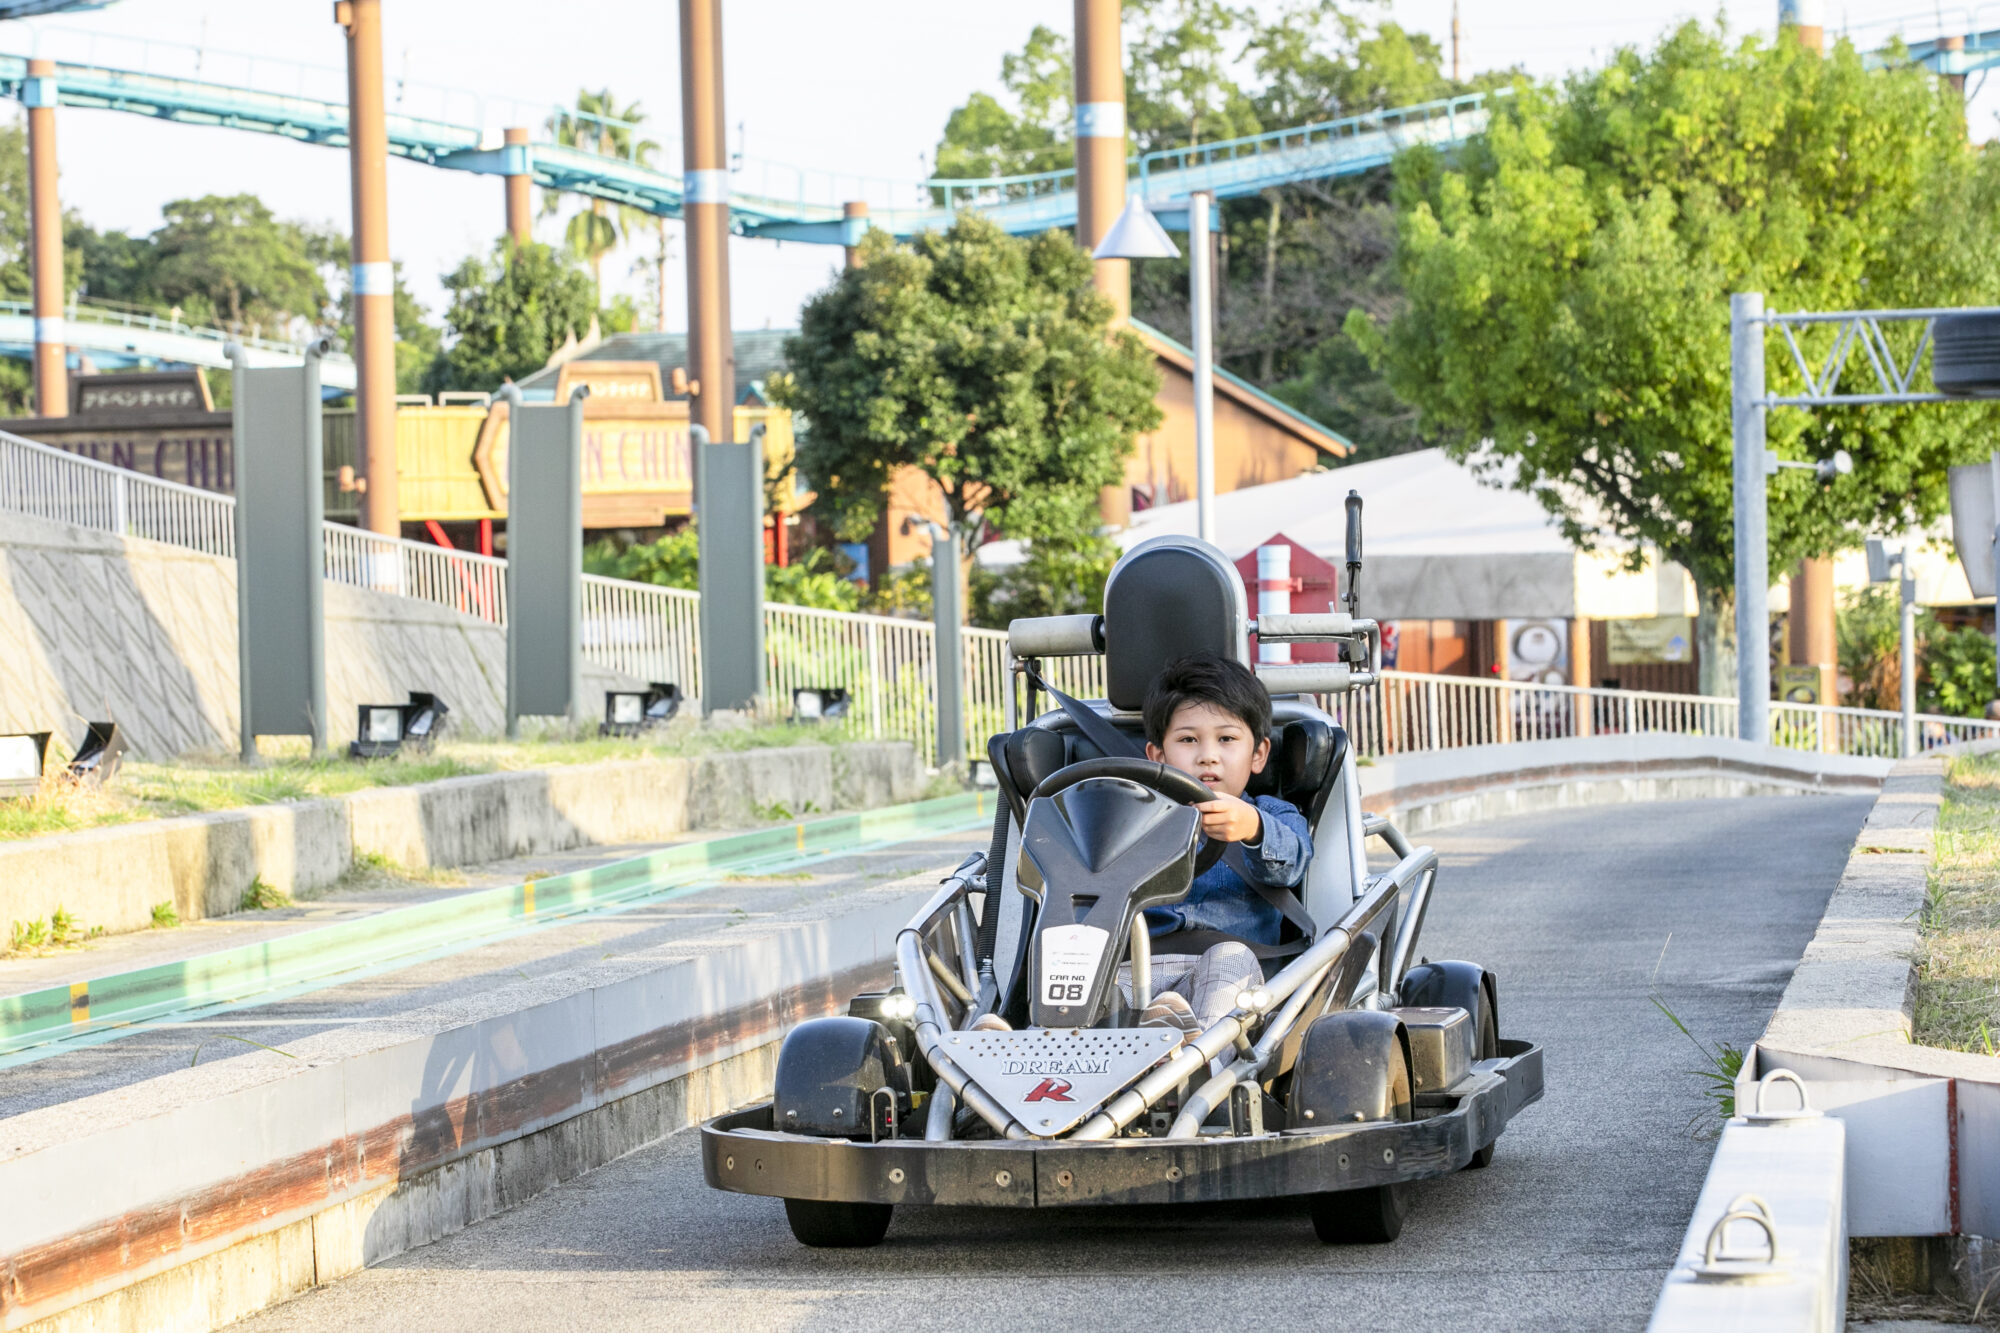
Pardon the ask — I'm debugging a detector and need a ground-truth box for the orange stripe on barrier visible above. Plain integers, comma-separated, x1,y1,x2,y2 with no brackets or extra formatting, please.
69,982,88,1025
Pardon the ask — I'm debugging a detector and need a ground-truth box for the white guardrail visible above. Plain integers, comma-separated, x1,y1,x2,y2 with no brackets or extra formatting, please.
7,428,2000,766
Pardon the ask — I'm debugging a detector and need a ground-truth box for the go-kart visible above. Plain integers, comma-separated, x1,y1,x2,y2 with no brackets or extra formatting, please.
702,515,1543,1248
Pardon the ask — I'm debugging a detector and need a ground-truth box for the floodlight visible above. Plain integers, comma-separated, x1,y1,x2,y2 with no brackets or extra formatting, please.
1092,196,1182,261
349,692,451,759
0,732,52,799
67,722,126,787
601,682,683,737
1817,449,1854,483
792,687,851,722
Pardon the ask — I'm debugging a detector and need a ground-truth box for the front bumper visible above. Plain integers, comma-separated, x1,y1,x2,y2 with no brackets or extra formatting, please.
702,1039,1542,1208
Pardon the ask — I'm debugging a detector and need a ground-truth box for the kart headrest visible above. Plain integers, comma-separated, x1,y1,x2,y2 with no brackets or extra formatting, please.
1102,537,1250,711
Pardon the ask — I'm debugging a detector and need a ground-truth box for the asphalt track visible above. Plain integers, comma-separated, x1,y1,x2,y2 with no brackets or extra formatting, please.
236,794,1873,1333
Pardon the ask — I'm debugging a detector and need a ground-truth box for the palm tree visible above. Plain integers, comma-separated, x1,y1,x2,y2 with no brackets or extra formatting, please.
544,89,662,290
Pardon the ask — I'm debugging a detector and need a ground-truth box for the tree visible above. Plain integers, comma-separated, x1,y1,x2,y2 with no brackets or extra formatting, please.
426,240,600,393
147,195,332,335
1351,24,2000,693
773,214,1162,574
545,90,659,289
931,3,1486,459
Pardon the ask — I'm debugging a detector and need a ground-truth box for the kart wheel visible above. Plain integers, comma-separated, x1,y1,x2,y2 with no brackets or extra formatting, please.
1309,1181,1409,1244
783,1198,893,1248
1465,1001,1500,1170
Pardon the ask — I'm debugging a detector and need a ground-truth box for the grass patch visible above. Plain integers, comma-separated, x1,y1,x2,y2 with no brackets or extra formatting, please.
0,720,875,844
151,901,180,929
237,877,294,912
4,904,105,957
1653,995,1746,1126
1914,752,2000,1053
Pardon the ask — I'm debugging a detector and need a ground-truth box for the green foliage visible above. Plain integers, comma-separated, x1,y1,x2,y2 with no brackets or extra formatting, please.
774,214,1161,547
144,195,334,333
970,533,1120,628
932,3,1480,460
426,240,601,393
583,525,864,612
1653,995,1745,1122
1358,24,2000,604
237,877,293,912
151,901,181,929
544,90,659,287
8,918,46,953
1922,623,1996,718
1837,586,1997,717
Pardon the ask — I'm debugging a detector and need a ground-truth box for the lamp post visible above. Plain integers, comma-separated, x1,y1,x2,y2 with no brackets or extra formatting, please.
1866,538,1919,757
1093,194,1220,544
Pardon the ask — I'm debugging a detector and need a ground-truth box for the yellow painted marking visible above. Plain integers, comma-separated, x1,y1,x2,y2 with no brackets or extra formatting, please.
523,882,536,915
69,982,89,1025
796,824,806,852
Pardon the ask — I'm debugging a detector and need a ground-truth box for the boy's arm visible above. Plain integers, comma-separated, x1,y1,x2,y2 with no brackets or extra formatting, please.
1239,799,1312,890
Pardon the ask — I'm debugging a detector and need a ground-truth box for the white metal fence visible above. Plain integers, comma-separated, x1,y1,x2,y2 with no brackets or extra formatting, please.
8,427,1998,766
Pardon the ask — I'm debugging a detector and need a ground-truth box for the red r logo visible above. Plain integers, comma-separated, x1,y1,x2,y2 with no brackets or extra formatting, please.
1024,1078,1075,1103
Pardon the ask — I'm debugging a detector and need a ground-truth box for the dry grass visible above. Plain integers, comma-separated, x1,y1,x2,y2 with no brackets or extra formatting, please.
1914,753,2000,1054
0,719,860,844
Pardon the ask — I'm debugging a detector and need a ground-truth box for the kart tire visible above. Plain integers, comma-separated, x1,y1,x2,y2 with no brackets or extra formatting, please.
1309,1181,1409,1245
1465,1000,1500,1170
1292,1010,1414,1245
783,1198,893,1248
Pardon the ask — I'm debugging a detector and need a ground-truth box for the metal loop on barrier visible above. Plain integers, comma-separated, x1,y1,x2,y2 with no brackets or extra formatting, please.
1740,1067,1823,1125
1685,1201,1789,1285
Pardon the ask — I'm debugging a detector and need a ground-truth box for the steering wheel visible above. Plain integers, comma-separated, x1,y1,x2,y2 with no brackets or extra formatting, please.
1027,757,1230,877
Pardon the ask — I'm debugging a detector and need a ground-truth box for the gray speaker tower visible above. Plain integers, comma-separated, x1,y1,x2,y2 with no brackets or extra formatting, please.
501,385,586,737
230,341,329,760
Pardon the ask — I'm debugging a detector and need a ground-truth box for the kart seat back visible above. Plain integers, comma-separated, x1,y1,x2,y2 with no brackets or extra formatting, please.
1101,538,1250,711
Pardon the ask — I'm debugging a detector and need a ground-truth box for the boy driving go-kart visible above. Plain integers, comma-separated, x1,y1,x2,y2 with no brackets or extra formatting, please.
702,519,1543,1249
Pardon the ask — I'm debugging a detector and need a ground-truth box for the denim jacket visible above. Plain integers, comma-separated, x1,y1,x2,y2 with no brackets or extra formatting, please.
1143,795,1313,947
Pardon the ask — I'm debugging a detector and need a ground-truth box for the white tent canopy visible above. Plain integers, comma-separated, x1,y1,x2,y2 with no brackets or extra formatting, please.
982,448,1691,622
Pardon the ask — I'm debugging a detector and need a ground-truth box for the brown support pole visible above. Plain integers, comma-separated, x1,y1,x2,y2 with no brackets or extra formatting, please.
1795,557,1838,704
1570,618,1595,737
1074,0,1128,321
337,0,400,537
680,0,734,446
1779,2,1825,54
26,60,67,419
842,200,869,271
1942,34,1967,94
503,127,533,245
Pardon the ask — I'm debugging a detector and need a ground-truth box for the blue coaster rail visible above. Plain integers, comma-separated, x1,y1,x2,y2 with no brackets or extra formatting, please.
0,29,1495,245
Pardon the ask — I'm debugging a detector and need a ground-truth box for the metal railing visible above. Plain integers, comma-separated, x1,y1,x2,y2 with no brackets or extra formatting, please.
8,428,1997,767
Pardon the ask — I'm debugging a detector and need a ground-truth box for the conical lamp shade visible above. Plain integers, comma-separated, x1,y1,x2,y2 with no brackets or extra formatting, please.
1092,196,1181,260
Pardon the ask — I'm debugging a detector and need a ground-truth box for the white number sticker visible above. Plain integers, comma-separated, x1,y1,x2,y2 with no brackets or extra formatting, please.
1040,924,1110,1010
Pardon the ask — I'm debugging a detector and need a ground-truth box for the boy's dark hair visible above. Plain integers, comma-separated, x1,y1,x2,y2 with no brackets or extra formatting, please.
1143,652,1272,745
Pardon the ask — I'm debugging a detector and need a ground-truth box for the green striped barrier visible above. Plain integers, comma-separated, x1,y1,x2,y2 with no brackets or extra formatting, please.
0,791,992,1062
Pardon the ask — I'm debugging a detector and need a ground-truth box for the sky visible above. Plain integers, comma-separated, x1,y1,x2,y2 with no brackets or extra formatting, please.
3,0,1992,337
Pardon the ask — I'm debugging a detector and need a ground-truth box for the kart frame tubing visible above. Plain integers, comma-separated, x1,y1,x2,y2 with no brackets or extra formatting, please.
703,1040,1542,1209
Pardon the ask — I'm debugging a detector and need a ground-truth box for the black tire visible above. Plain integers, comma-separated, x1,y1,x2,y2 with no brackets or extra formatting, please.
783,1198,893,1248
1300,1014,1414,1245
1310,1180,1409,1244
1465,1000,1500,1171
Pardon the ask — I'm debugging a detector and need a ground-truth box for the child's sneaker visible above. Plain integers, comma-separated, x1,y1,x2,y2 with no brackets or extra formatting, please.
1139,992,1198,1034
969,1013,1012,1032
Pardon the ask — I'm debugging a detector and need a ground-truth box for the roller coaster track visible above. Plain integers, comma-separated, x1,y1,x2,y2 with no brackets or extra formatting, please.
0,33,1494,246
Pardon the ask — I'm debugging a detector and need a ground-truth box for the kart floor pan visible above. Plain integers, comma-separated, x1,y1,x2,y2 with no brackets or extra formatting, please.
703,1040,1542,1208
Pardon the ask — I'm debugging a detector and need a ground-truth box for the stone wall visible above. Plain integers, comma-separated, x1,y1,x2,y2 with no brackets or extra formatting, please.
0,512,636,759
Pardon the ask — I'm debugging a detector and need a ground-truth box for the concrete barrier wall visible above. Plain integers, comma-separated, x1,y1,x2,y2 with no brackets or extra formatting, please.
0,743,922,938
0,871,938,1333
1359,733,1891,829
0,510,640,759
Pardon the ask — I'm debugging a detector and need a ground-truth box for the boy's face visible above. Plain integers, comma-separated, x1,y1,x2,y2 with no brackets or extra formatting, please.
1145,701,1270,798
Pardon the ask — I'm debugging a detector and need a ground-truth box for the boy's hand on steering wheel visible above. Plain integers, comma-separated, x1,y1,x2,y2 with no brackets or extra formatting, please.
1194,794,1263,844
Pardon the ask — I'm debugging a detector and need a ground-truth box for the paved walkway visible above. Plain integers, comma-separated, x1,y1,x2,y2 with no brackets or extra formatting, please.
231,794,1873,1332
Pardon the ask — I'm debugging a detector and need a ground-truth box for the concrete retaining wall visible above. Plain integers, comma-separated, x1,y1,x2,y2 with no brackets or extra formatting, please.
1358,733,1891,829
0,510,639,759
0,871,936,1333
0,743,923,938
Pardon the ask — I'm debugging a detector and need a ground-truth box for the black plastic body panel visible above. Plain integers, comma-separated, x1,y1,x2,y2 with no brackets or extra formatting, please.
704,1041,1542,1208
771,1016,908,1138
